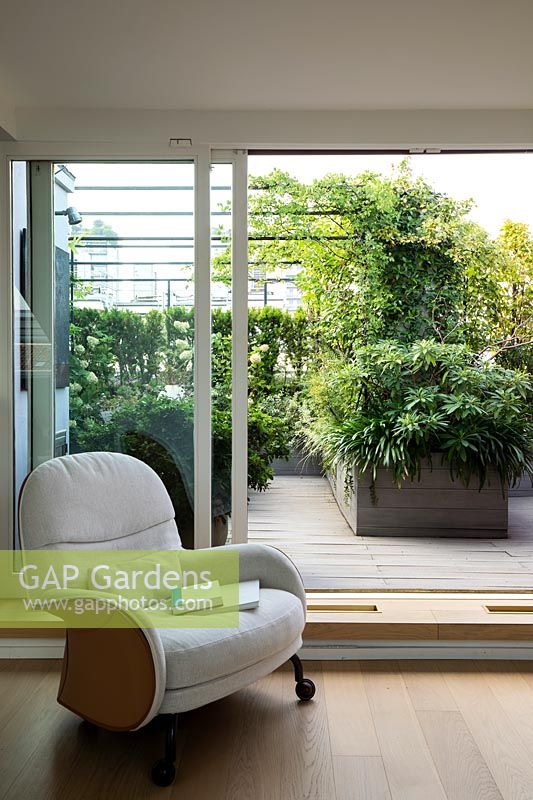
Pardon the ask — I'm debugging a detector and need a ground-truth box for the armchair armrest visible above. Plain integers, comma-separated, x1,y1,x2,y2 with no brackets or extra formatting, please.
54,590,166,731
221,543,306,612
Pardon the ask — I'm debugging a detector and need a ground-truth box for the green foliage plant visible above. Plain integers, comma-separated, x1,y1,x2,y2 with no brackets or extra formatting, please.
303,340,532,493
69,306,299,532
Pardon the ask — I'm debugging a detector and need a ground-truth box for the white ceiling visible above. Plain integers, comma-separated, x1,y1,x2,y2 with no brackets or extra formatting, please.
0,0,532,113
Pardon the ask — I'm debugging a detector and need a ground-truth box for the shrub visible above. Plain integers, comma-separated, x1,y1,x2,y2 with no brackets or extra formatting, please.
70,389,291,544
69,307,296,533
247,165,506,355
303,339,533,491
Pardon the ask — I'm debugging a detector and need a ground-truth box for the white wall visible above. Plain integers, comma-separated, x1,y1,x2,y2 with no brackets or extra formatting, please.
11,108,533,150
0,76,16,140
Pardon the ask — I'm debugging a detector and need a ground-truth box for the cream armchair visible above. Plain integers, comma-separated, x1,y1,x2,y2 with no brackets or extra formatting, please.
19,451,315,786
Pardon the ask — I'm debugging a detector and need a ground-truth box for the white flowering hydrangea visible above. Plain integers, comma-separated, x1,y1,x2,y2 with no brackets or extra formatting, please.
173,320,190,332
162,385,185,400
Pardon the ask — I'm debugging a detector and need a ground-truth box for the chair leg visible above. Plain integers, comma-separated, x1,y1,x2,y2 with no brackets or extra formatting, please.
151,714,178,787
289,654,316,701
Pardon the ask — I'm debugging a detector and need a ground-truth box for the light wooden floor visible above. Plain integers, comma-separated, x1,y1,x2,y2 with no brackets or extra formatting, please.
248,476,533,590
4,659,533,799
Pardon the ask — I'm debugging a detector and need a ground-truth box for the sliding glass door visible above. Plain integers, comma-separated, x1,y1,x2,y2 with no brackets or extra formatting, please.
11,152,251,550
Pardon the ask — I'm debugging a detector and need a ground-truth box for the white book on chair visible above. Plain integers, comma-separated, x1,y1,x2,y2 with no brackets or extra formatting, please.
238,579,260,610
217,579,260,611
171,579,260,615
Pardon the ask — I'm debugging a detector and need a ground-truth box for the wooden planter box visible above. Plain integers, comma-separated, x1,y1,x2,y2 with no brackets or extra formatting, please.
272,447,322,477
509,472,533,497
329,460,508,538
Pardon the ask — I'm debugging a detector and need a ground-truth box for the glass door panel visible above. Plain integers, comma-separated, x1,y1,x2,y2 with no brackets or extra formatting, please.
67,162,196,547
210,161,233,545
11,151,248,552
12,159,203,549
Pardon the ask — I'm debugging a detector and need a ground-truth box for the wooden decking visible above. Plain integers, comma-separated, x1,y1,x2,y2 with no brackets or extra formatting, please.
248,476,533,590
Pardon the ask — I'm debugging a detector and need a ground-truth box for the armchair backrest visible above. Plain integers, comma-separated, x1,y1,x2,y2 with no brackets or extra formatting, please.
19,452,182,551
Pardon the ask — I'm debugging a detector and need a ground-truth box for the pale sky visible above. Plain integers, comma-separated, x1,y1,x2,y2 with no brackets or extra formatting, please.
250,153,533,238
66,155,533,286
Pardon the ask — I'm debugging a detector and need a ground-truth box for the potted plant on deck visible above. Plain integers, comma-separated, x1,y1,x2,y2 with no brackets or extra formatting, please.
303,339,532,537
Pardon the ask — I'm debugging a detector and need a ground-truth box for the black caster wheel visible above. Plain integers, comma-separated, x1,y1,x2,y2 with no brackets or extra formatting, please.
151,759,176,787
295,678,316,701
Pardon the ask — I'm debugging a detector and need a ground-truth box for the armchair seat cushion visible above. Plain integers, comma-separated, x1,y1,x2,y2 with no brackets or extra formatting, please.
159,588,305,691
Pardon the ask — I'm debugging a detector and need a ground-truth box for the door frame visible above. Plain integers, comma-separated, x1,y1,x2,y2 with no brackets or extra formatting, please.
212,150,249,544
27,162,56,470
0,142,249,550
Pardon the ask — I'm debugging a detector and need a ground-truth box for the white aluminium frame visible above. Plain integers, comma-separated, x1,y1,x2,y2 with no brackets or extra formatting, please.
28,162,56,469
0,142,250,551
212,150,249,545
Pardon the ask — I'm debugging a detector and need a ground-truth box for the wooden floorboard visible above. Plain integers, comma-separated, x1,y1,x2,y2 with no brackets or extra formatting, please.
416,710,504,800
4,659,533,799
248,476,533,590
442,662,533,799
333,755,392,800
